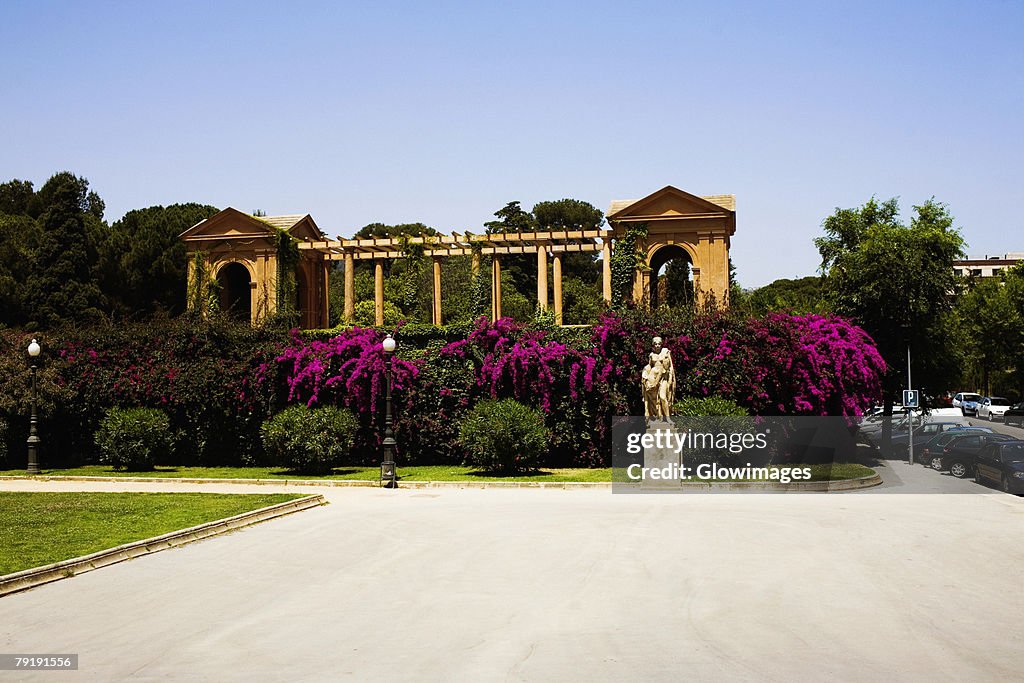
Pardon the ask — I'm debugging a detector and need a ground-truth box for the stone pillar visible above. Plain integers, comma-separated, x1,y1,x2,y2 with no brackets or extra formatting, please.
344,252,355,323
374,260,384,326
553,252,563,326
491,256,502,321
601,237,612,304
536,246,548,311
321,259,330,327
432,256,442,326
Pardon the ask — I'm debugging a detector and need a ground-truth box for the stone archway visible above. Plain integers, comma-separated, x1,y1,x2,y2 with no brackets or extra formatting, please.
648,244,696,309
217,262,253,321
608,186,735,307
181,208,331,327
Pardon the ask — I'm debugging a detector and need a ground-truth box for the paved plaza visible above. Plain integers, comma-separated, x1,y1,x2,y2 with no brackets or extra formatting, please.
2,459,1024,681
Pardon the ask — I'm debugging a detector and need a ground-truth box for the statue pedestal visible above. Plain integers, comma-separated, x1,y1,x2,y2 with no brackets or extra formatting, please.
641,422,683,490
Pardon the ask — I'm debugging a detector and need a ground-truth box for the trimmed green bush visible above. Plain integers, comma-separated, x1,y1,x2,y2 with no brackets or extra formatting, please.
95,408,172,471
459,399,549,473
354,300,403,328
0,417,7,465
261,405,358,474
673,396,749,417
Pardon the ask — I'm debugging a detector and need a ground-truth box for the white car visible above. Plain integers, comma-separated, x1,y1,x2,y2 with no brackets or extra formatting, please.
952,392,982,409
977,397,1012,421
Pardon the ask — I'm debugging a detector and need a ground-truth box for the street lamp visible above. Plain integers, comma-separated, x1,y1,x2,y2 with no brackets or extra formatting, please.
26,338,41,475
380,333,397,488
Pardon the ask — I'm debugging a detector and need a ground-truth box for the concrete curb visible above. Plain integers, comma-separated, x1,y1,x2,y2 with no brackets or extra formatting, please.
0,473,881,491
0,475,611,489
620,472,882,492
0,494,326,597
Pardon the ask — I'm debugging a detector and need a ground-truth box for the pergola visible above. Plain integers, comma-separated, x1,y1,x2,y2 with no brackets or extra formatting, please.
181,185,735,328
298,229,614,325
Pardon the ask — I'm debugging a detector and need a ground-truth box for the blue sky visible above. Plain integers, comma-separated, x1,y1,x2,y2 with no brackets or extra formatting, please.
2,0,1021,286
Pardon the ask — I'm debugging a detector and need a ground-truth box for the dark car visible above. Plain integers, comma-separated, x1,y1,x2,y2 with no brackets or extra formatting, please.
937,433,1016,478
973,440,1024,494
891,420,971,444
1005,403,1024,428
919,427,993,467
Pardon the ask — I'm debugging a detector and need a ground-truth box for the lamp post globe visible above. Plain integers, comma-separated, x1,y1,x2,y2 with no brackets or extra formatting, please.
380,334,398,488
26,338,41,475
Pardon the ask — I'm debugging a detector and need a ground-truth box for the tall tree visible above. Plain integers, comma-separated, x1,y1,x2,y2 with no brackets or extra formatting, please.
484,201,536,233
22,172,108,327
102,203,220,317
744,276,828,315
815,197,964,440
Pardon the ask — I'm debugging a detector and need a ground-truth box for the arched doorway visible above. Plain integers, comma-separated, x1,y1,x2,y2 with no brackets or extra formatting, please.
217,262,252,321
649,245,695,309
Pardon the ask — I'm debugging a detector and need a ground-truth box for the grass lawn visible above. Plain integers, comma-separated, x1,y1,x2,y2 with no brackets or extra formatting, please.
0,465,614,483
804,463,875,481
0,492,303,576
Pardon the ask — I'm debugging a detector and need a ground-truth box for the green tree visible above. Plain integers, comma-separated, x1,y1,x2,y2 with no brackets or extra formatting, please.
22,172,108,327
102,203,220,317
745,276,828,315
815,197,964,444
0,179,39,218
533,198,604,284
484,201,536,233
0,213,40,325
956,268,1024,396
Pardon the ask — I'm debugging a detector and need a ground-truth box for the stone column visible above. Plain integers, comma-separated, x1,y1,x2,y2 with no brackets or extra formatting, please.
321,259,330,327
491,256,502,321
343,252,355,323
536,245,548,311
374,260,384,326
553,252,563,326
432,256,442,326
601,237,612,304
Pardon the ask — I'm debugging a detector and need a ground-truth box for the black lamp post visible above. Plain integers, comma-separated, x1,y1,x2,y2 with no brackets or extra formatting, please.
380,333,397,488
26,338,41,475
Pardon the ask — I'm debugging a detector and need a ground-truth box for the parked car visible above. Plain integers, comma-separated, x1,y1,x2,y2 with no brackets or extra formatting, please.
952,392,982,410
961,396,983,416
919,427,993,467
929,407,966,418
890,420,971,449
938,433,1016,477
973,440,1024,494
978,397,1013,421
1005,403,1024,428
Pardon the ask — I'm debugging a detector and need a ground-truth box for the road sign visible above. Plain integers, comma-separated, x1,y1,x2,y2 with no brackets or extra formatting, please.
903,389,919,408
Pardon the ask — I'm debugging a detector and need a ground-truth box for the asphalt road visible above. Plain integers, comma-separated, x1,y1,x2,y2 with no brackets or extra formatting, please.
2,472,1023,681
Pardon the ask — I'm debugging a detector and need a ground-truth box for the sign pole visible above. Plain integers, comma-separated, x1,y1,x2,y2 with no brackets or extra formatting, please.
907,343,914,465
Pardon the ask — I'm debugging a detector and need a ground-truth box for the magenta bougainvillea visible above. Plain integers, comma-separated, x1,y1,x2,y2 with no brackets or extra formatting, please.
277,327,418,413
8,309,885,469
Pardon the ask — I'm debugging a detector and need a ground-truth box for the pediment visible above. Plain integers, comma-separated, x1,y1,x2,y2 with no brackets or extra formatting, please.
608,186,734,221
180,208,326,242
179,207,277,241
286,216,325,241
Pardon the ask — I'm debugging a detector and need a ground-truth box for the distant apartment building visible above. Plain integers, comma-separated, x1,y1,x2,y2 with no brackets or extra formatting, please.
954,252,1024,279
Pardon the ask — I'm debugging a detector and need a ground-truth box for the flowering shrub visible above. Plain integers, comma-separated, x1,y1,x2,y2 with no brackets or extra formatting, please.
0,308,886,469
276,327,419,462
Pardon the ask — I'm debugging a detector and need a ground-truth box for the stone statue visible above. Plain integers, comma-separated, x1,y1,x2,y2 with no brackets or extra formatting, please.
642,336,676,421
